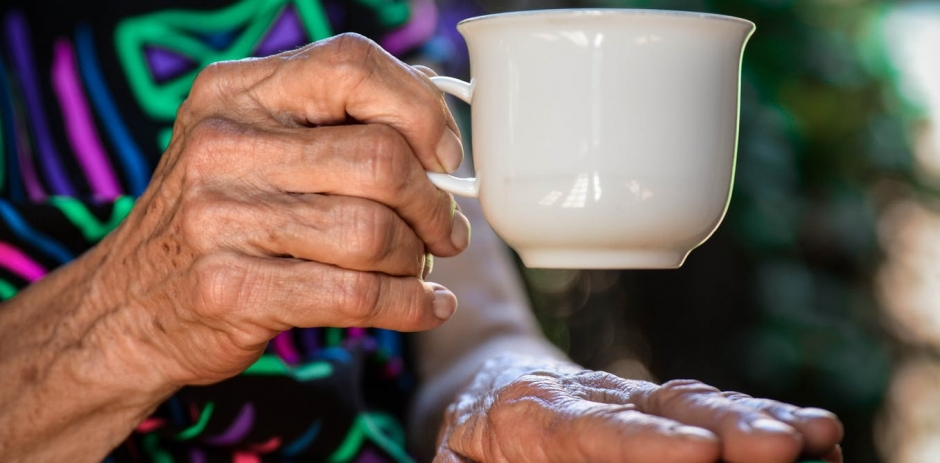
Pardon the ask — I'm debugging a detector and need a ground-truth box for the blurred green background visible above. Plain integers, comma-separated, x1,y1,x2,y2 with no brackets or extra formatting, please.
427,0,940,462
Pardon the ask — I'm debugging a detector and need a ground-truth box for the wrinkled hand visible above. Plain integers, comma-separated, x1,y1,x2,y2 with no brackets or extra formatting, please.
436,355,843,463
87,33,469,387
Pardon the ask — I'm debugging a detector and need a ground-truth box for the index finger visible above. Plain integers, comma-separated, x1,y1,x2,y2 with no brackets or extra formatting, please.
191,33,463,174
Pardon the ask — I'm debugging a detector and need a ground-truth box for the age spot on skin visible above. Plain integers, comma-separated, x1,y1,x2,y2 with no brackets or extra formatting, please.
21,365,38,384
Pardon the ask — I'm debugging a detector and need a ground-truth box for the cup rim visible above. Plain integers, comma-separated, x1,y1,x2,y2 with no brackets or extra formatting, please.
457,8,756,30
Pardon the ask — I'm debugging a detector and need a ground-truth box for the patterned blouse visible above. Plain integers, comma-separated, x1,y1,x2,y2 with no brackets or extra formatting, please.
0,0,475,460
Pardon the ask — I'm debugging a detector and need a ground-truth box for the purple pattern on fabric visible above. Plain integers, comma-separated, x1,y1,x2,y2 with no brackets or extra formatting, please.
435,3,479,73
144,46,197,83
273,330,301,364
301,328,320,358
380,0,437,56
51,39,122,199
203,402,256,446
189,448,207,463
12,100,45,200
343,333,376,352
5,12,75,196
254,6,306,57
354,447,392,463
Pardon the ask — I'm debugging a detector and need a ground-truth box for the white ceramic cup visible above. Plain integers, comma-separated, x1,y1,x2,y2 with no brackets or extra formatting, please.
428,9,755,269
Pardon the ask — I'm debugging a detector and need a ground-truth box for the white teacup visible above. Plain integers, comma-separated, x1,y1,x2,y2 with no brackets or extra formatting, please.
428,9,755,269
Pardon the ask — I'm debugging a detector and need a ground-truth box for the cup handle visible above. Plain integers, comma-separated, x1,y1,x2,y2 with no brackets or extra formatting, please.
427,76,479,198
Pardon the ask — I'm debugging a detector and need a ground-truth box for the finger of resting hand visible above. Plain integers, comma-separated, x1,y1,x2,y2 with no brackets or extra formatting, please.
191,192,427,277
721,392,843,457
193,253,455,333
558,370,652,405
497,400,720,463
258,123,465,256
640,380,803,463
447,378,720,463
231,33,462,173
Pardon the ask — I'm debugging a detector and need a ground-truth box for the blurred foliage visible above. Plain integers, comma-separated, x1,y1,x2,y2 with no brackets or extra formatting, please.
436,0,921,462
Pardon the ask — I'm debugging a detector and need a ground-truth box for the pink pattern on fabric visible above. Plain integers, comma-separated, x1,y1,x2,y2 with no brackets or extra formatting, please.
246,436,281,453
232,452,261,463
135,418,166,433
51,39,122,199
273,330,301,364
0,241,46,281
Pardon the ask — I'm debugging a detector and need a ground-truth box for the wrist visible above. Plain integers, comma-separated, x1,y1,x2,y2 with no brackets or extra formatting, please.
0,244,177,459
69,242,182,405
409,335,572,458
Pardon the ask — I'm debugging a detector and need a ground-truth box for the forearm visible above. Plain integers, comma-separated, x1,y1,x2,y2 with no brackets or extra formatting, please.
407,193,572,455
409,330,567,446
0,243,174,461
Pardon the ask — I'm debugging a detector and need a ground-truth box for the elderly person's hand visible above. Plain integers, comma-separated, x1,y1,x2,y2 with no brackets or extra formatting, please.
434,355,843,463
87,33,469,387
0,33,469,460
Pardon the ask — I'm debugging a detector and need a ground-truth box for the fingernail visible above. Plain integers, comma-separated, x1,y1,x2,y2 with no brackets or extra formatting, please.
672,426,717,442
747,419,796,434
433,286,458,320
794,408,838,420
451,210,471,250
436,127,463,173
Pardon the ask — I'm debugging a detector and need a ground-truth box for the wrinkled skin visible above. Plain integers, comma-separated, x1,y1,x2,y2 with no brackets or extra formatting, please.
86,33,471,387
435,355,843,463
0,33,471,460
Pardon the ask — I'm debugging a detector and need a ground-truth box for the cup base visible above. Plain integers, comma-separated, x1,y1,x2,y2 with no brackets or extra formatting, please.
518,249,689,269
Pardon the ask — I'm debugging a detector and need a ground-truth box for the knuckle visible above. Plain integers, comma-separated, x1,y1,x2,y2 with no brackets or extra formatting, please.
337,201,397,266
361,211,397,265
184,117,241,174
333,269,382,323
320,33,380,82
652,379,719,413
191,254,248,315
329,32,378,62
661,378,715,392
499,374,556,403
178,192,237,251
722,390,752,401
178,200,210,249
189,60,236,107
359,126,412,190
190,256,277,350
574,370,623,389
490,378,556,430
